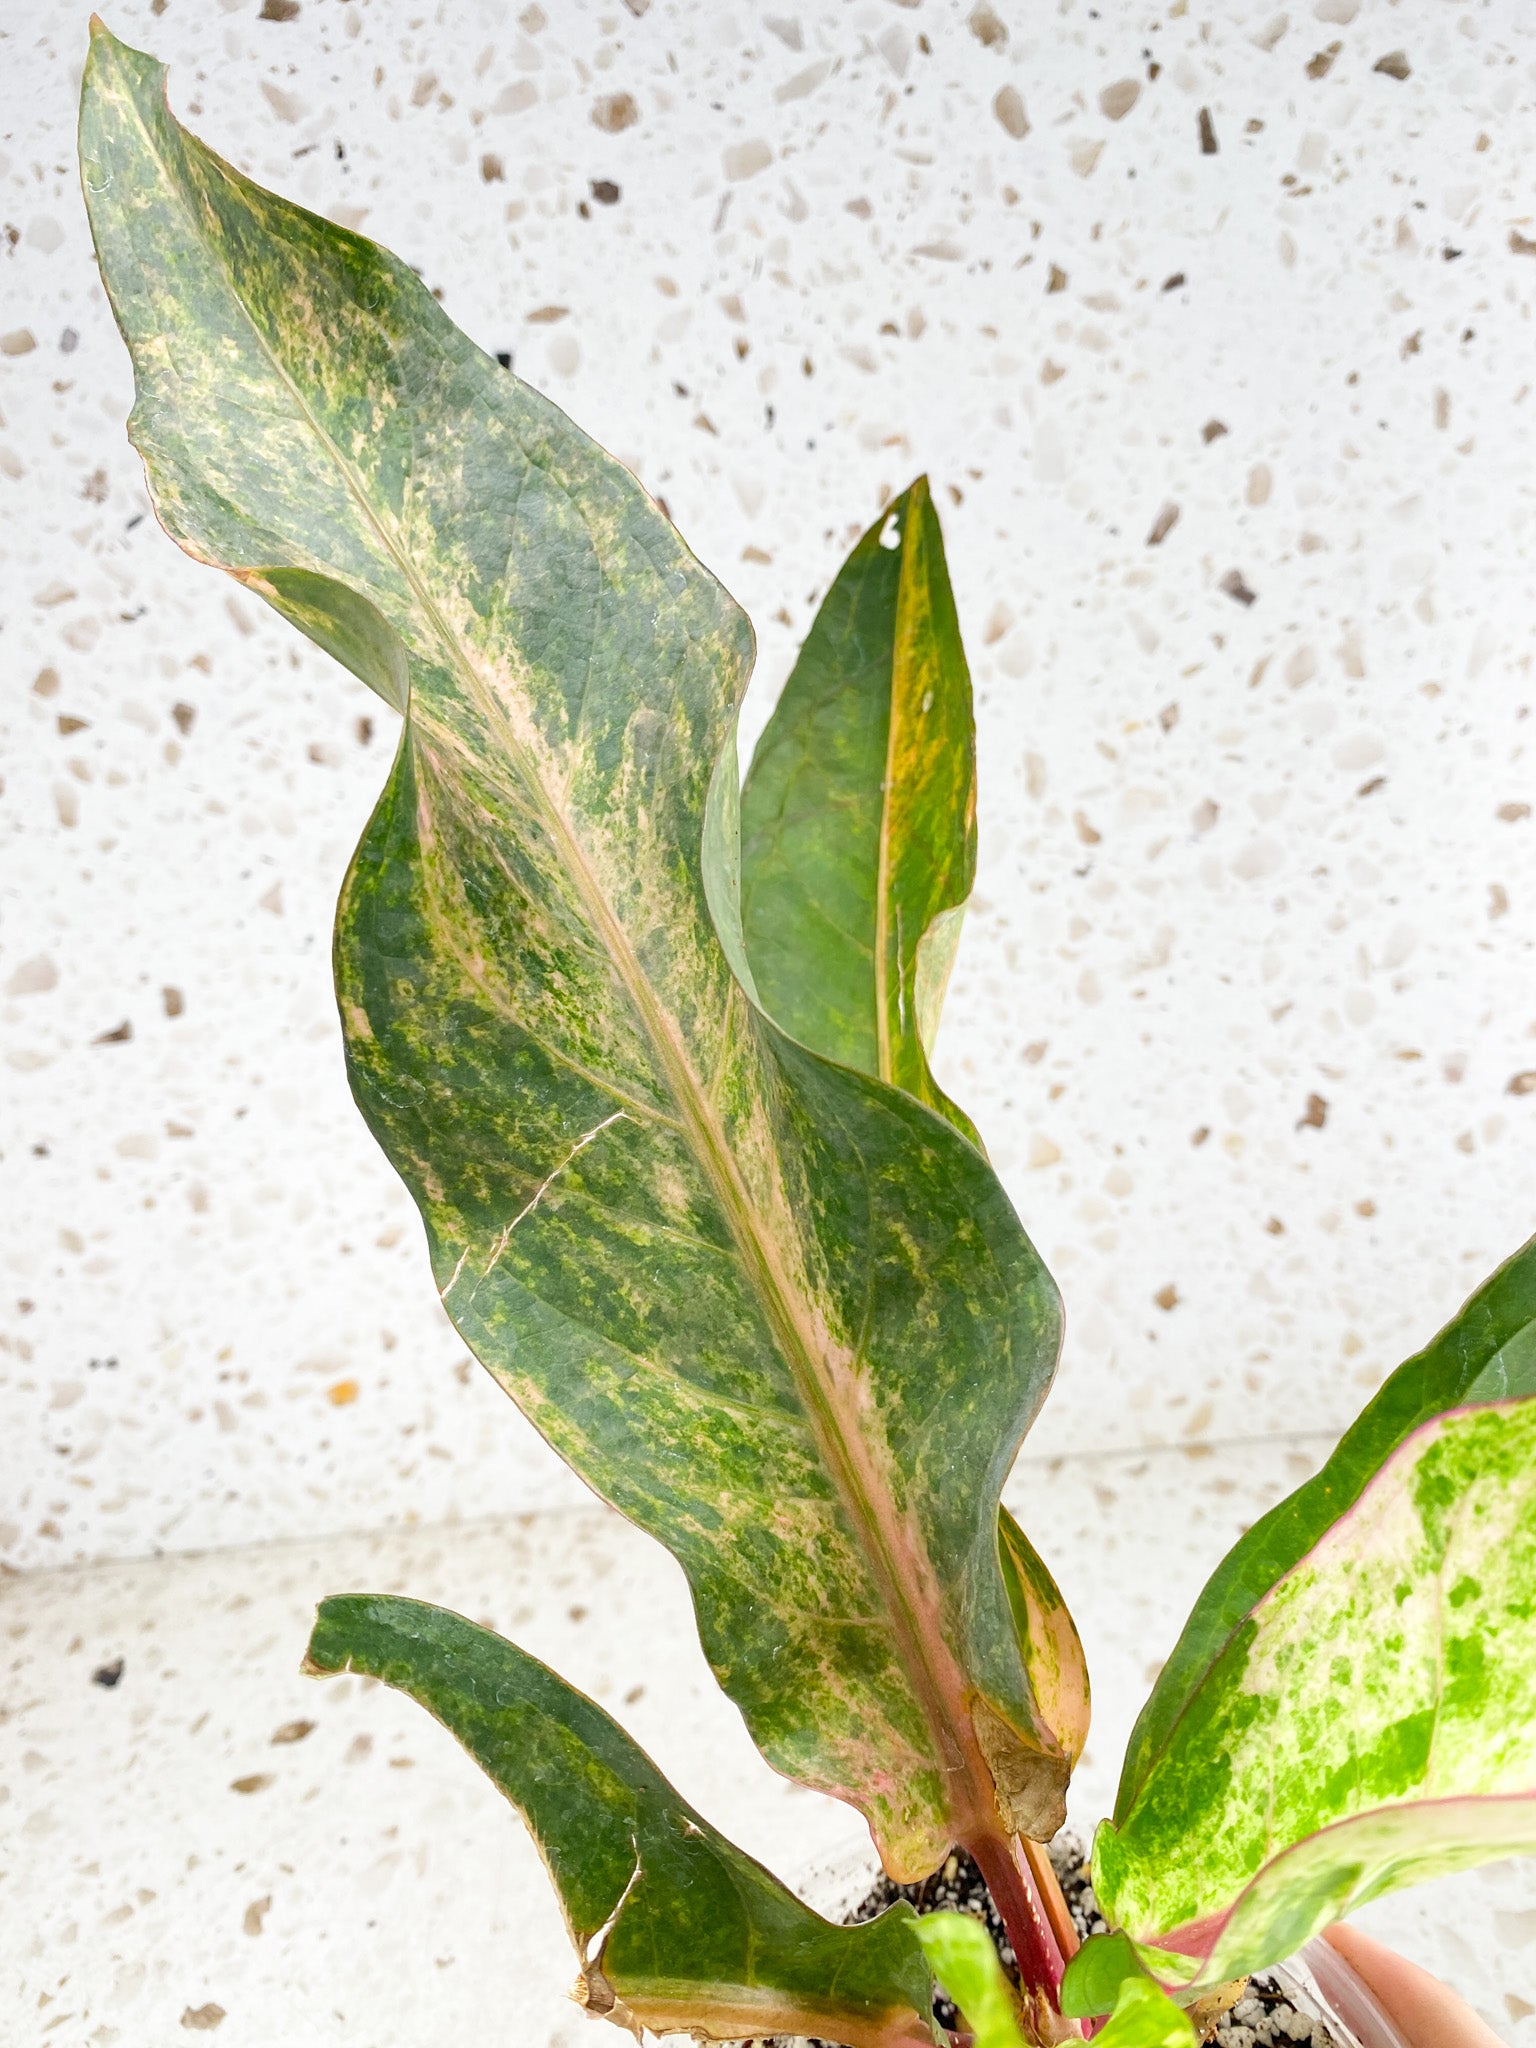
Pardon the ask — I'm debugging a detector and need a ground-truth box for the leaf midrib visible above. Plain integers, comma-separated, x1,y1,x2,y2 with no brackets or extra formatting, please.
130,87,992,1840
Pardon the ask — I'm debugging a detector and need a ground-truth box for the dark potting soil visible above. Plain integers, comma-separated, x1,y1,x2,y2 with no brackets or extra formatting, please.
749,1838,1343,2048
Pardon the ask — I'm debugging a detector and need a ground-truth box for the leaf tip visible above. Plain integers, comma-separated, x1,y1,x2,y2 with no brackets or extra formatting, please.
301,1594,355,1678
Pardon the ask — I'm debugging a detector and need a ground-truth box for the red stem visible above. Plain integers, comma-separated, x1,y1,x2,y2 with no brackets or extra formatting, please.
965,1829,1071,2020
1020,1836,1080,1968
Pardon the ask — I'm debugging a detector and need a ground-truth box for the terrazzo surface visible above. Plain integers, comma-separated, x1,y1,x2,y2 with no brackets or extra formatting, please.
7,1442,1536,2046
4,0,1536,1571
4,4,1536,2038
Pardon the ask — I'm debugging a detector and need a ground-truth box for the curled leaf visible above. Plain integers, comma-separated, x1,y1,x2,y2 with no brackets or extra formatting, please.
740,477,978,1141
999,1505,1090,1775
305,1595,941,2047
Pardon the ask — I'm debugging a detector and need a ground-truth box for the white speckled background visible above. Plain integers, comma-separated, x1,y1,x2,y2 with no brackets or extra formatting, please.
5,0,1536,1567
4,0,1536,2039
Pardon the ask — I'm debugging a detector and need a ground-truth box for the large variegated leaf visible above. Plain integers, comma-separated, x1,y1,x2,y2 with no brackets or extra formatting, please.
738,496,1089,1777
82,26,1068,1882
1093,1394,1536,1993
740,477,977,1141
305,1596,941,2047
1116,1233,1536,1819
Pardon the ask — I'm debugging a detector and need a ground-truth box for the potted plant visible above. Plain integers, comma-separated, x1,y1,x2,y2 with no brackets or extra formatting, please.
79,24,1535,2047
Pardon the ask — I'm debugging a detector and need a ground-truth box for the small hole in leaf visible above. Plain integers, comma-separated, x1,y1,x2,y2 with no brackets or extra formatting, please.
879,514,901,550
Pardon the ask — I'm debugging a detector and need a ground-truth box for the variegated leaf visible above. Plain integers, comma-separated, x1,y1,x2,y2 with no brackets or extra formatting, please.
740,477,978,1141
1116,1232,1536,1819
739,496,1089,1776
82,25,1068,1884
1094,1394,1536,1992
305,1596,941,2047
999,1506,1089,1773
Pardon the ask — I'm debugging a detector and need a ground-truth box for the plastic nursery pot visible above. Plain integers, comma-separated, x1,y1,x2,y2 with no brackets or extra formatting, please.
1283,1940,1411,2048
783,1844,1411,2048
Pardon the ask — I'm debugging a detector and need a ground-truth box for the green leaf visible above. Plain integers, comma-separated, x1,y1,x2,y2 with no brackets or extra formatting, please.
740,478,978,1141
1026,1931,1197,2043
1095,1393,1536,1991
1096,1977,1198,2048
82,25,1069,1878
305,1596,941,2047
1117,1232,1536,1819
1059,1932,1150,2021
912,1911,1027,2048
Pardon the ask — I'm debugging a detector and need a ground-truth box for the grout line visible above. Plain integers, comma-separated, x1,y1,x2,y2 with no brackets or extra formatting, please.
0,1490,627,1589
1009,1427,1338,1475
5,1430,1341,1588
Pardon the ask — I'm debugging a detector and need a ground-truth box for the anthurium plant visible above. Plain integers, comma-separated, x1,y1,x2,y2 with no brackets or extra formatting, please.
81,24,1536,2047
